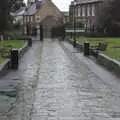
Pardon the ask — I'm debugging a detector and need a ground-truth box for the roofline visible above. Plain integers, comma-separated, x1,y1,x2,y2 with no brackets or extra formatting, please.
70,0,103,6
24,0,64,17
34,0,64,16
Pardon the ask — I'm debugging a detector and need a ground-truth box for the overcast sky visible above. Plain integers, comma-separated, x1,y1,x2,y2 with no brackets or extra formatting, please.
24,0,72,11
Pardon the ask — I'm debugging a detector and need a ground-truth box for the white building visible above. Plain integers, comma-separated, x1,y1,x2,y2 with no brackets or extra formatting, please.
11,7,26,25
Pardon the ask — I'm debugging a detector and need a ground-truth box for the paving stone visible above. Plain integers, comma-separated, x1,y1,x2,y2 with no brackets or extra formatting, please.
0,39,120,120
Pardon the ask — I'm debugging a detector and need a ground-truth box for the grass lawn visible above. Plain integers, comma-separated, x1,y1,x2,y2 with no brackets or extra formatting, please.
0,56,5,64
76,37,120,61
0,40,25,48
0,40,26,64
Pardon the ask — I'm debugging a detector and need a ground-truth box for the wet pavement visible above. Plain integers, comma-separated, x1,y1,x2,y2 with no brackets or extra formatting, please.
0,39,120,120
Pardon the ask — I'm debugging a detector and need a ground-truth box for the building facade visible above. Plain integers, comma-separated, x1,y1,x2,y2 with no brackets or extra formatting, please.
23,0,63,37
69,0,104,31
11,7,26,25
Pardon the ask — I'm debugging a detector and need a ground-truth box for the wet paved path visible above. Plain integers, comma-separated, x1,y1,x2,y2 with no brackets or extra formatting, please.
1,39,120,120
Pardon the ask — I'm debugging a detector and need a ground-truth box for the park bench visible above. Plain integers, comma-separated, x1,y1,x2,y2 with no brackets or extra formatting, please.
90,42,107,57
0,45,12,58
97,42,107,51
91,42,107,51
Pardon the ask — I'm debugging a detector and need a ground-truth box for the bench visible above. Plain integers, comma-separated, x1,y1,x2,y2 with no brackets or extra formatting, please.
97,42,107,51
91,42,107,51
90,42,107,57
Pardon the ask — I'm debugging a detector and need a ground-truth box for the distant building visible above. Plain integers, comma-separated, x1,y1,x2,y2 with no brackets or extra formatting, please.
11,7,26,25
23,0,63,37
69,0,104,31
62,12,69,24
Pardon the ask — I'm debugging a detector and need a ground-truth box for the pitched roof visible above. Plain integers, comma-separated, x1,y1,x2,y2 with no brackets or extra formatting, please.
35,0,63,23
24,3,37,16
24,0,45,16
24,0,63,17
10,7,26,16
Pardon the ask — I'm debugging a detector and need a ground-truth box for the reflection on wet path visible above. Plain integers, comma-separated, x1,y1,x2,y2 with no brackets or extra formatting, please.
0,41,42,120
32,40,120,120
1,39,120,120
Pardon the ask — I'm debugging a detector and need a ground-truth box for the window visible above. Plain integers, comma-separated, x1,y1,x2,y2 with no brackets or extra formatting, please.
78,6,81,17
87,4,90,16
82,5,85,17
36,16,40,22
92,4,95,16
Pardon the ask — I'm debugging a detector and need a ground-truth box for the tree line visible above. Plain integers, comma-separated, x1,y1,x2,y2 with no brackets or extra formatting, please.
0,0,25,32
96,0,120,36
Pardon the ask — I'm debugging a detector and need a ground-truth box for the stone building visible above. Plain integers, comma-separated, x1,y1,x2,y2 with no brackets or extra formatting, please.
23,0,63,37
69,0,104,31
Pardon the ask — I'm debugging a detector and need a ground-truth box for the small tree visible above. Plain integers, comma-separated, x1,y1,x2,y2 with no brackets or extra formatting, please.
9,0,26,12
96,0,120,36
0,0,9,33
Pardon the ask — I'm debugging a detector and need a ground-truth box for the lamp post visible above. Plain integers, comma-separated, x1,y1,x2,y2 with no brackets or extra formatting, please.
73,1,77,47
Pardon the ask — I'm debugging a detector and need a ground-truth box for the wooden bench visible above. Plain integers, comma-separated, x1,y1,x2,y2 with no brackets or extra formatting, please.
97,42,107,51
90,42,107,57
91,42,107,51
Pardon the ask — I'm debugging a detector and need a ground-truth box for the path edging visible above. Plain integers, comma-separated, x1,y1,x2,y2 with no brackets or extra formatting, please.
97,53,120,77
0,59,10,76
65,39,120,77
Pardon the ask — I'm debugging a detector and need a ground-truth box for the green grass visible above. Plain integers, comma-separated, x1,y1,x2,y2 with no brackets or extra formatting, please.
0,40,25,48
0,40,26,64
0,56,5,64
76,37,120,61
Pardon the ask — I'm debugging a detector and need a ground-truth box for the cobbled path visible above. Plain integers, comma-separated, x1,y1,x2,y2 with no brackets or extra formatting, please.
31,39,120,120
1,39,120,120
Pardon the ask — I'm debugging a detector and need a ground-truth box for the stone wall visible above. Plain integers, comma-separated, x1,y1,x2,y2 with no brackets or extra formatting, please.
97,54,120,77
0,59,10,76
66,38,120,77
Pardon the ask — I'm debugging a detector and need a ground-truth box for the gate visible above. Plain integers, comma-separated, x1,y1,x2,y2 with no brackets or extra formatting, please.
43,25,52,38
51,25,65,39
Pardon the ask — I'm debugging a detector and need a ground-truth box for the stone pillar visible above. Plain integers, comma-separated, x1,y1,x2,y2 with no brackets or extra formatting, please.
36,25,40,36
24,25,27,35
40,25,43,41
84,42,90,56
28,38,32,46
11,49,19,69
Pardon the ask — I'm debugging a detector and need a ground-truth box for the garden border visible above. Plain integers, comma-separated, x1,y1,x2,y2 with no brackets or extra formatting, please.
97,53,120,77
65,38,120,77
0,42,29,76
0,59,10,76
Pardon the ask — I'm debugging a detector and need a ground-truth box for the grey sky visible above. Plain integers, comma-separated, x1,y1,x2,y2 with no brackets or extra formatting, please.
24,0,72,11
